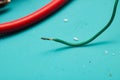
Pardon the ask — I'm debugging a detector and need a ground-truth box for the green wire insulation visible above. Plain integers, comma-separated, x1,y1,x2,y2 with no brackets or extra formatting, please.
41,0,119,47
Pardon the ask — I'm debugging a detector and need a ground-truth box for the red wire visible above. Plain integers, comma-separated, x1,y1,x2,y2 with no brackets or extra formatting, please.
0,0,68,34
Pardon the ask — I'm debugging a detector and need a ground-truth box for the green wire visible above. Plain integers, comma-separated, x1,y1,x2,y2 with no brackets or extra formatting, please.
41,0,119,47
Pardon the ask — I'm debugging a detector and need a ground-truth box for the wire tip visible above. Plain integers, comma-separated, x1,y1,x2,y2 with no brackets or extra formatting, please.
0,0,11,6
41,37,53,40
7,0,11,3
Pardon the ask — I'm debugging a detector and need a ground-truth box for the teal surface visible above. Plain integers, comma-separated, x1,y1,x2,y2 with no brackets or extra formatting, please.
0,0,120,80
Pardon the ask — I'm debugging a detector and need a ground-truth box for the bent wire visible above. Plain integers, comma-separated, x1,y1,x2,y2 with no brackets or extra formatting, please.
41,0,119,47
0,0,69,34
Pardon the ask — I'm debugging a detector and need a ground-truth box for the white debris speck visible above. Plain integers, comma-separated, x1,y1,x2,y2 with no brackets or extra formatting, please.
73,37,79,41
64,18,68,22
105,50,109,54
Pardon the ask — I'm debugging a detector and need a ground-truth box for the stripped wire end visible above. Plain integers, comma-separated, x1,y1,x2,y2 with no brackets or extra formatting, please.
0,0,11,4
41,37,53,40
7,0,11,3
0,0,11,7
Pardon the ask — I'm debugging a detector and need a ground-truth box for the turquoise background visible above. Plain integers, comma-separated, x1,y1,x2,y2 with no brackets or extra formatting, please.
0,0,120,80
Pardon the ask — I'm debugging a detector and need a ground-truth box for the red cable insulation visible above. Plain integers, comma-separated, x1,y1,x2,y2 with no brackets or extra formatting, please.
0,0,68,34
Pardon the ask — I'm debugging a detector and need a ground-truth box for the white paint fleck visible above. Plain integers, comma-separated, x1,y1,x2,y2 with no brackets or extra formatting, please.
105,50,109,54
64,18,68,22
73,37,79,41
